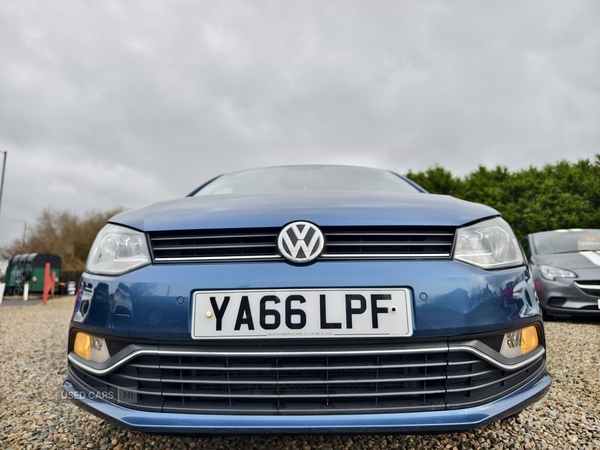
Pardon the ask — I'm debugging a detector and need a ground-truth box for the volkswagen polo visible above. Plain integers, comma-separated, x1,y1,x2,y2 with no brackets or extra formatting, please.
63,165,551,434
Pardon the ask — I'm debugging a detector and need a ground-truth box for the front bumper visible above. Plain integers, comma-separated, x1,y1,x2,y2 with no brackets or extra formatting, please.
63,371,551,435
67,261,550,433
536,277,600,317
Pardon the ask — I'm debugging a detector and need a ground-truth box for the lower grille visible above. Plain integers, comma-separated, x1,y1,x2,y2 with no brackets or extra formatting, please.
574,281,600,297
69,344,545,415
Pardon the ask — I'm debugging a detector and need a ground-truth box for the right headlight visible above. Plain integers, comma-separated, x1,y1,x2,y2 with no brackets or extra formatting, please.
85,224,151,275
453,217,525,269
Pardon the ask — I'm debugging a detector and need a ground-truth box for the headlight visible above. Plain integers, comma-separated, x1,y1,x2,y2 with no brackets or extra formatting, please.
85,224,150,275
539,264,577,281
453,217,524,269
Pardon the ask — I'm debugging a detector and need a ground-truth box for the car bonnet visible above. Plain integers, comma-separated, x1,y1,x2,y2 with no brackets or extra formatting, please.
109,191,499,231
533,251,600,270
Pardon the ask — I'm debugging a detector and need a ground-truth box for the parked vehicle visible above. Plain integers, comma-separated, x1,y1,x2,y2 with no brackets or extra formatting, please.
3,253,61,296
64,165,550,434
523,229,600,319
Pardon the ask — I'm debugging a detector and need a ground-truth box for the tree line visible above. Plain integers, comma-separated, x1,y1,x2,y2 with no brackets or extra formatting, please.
406,155,600,239
1,207,123,272
1,156,599,273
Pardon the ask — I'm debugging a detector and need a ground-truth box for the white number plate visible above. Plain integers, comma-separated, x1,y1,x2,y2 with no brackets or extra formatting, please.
192,289,413,339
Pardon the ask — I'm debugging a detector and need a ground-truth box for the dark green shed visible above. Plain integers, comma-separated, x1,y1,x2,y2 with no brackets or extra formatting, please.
4,253,62,296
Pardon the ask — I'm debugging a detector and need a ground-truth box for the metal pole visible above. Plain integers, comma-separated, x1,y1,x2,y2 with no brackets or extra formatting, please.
0,151,6,222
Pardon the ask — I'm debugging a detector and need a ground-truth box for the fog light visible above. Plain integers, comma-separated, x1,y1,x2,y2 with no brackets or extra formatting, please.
500,326,539,358
520,326,539,353
73,332,110,363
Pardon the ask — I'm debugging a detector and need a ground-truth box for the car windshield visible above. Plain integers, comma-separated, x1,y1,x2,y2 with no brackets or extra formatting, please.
532,229,600,255
192,166,420,196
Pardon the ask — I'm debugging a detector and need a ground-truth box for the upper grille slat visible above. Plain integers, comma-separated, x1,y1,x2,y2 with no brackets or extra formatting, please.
151,233,278,242
158,388,444,400
152,361,449,372
153,243,276,251
326,242,451,247
325,232,454,237
112,372,449,386
149,226,456,263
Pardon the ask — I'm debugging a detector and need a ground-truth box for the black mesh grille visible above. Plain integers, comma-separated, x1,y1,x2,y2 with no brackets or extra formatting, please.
69,346,545,415
149,229,279,261
149,226,455,262
321,226,454,258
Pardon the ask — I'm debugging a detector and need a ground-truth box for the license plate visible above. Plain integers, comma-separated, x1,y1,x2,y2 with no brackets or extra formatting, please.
192,289,413,339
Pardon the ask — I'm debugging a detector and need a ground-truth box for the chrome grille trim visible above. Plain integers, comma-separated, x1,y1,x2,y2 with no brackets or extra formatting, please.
325,232,454,236
320,253,451,259
68,345,449,376
154,255,283,262
448,345,545,371
68,344,544,377
575,283,600,289
151,233,278,241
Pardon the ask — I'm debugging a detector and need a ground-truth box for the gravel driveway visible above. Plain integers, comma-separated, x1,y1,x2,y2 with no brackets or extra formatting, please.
1,297,598,449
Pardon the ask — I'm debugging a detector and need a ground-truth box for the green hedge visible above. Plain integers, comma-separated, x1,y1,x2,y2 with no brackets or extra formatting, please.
406,155,600,239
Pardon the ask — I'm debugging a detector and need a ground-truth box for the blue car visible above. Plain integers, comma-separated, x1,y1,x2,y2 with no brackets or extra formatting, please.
64,165,551,434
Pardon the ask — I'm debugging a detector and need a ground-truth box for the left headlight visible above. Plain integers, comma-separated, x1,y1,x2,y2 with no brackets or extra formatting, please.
539,264,577,281
453,217,525,270
85,224,151,275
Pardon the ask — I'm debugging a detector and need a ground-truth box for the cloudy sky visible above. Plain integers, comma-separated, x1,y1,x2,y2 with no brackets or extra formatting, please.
0,0,599,248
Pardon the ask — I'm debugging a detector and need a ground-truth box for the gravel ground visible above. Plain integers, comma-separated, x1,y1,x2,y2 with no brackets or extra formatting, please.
0,297,598,449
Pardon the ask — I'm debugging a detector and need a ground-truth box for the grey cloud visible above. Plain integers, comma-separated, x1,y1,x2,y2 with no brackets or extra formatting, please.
0,0,599,246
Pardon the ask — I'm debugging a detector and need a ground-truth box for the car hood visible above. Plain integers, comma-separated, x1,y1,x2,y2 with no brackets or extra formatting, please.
533,251,600,270
110,191,499,231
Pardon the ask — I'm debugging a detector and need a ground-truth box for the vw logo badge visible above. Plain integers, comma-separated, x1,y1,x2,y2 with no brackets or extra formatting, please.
278,221,325,264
